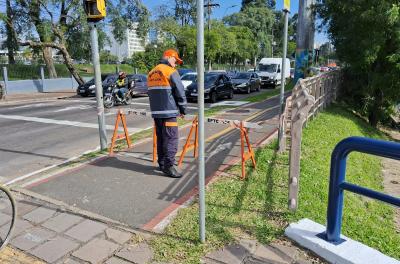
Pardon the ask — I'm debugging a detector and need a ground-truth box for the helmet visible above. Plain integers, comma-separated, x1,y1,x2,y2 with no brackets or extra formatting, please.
163,49,183,65
118,71,126,79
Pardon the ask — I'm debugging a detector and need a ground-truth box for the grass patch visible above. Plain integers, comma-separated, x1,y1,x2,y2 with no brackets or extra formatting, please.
242,80,295,103
150,104,400,263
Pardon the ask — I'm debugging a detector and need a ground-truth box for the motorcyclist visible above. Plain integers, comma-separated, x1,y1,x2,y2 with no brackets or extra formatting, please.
116,71,128,101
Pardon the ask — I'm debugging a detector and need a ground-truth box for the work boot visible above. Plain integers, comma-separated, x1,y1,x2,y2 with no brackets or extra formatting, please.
158,164,164,171
162,166,182,178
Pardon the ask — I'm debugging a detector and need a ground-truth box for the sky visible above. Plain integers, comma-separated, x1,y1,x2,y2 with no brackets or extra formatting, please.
142,0,328,44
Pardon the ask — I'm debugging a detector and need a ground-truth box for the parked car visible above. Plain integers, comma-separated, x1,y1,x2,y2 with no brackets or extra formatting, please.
127,74,148,96
76,74,108,97
181,72,197,90
178,68,194,76
186,72,234,103
290,68,295,79
231,72,261,93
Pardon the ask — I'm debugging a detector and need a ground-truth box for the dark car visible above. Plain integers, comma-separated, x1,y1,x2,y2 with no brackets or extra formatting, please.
186,73,234,103
127,74,148,96
178,68,195,76
76,74,108,97
231,72,261,94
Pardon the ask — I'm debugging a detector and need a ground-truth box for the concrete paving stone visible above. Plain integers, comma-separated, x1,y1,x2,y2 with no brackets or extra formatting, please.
65,219,107,242
42,213,83,233
0,197,14,215
105,257,133,264
16,201,39,217
11,226,56,251
30,236,80,263
105,228,132,245
58,258,82,264
22,206,57,224
239,239,258,255
116,243,153,264
270,242,299,260
252,245,290,264
0,211,12,226
0,218,34,238
72,238,119,263
205,244,250,264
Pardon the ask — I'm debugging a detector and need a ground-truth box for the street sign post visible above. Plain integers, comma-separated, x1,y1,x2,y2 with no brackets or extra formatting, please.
84,0,107,150
197,0,206,243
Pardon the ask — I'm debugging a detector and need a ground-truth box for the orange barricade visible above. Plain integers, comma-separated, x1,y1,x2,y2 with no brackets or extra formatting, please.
238,121,256,180
109,110,157,164
109,110,132,155
178,116,198,167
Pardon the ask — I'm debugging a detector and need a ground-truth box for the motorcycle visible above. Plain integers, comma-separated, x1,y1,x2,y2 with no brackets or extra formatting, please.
103,83,133,108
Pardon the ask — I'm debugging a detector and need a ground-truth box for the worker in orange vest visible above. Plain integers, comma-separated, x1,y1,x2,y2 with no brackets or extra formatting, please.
147,49,187,178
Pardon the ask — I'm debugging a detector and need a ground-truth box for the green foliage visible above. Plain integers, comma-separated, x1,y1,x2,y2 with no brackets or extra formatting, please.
317,0,400,126
224,3,275,57
150,105,400,263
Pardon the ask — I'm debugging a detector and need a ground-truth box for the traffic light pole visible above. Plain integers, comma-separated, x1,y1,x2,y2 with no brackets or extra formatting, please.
278,9,289,148
90,22,108,150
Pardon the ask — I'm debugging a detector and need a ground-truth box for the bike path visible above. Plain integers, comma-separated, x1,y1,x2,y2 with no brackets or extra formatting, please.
24,96,281,231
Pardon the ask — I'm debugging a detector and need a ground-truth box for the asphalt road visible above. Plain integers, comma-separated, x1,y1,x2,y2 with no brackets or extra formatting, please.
0,90,274,183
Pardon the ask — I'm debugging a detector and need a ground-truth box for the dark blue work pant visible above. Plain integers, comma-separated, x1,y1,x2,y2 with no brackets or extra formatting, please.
154,117,178,168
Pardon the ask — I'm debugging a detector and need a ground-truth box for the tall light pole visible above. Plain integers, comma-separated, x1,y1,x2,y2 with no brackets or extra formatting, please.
197,0,206,243
278,1,290,148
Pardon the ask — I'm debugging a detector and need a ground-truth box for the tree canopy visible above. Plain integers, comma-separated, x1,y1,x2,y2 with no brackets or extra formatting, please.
317,0,400,126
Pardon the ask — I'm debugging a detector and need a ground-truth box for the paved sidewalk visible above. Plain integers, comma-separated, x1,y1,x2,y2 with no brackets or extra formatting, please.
0,91,76,104
2,193,156,264
202,238,325,264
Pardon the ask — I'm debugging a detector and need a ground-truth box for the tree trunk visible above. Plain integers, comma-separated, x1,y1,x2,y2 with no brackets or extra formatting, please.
6,0,16,64
42,47,57,78
59,45,84,85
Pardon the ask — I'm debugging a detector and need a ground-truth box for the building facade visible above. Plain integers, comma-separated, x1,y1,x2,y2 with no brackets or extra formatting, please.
109,24,147,61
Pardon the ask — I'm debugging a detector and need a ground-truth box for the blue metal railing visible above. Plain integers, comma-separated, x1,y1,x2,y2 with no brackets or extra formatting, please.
325,136,400,243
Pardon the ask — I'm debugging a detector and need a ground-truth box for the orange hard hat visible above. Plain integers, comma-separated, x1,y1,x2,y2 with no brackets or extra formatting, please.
163,49,183,65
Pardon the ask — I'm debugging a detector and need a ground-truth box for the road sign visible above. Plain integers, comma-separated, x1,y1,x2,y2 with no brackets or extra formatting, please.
284,0,290,11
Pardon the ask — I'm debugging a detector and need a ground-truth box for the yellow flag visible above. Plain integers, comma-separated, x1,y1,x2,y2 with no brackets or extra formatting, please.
284,0,290,11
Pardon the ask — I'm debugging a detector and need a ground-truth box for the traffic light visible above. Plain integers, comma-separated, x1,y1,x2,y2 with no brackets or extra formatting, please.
83,0,106,22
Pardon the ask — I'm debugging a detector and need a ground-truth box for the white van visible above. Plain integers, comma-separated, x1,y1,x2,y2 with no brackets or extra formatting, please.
257,58,290,87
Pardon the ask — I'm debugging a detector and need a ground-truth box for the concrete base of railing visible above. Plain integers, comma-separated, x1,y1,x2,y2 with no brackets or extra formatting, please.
285,218,399,264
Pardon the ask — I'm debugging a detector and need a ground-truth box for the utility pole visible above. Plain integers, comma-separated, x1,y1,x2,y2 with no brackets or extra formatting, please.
294,0,315,81
279,0,290,149
204,0,219,71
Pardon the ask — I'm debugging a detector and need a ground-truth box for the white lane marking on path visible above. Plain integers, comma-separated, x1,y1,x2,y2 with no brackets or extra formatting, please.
0,114,139,132
8,103,55,110
206,142,232,162
54,105,94,112
210,101,249,107
118,152,153,162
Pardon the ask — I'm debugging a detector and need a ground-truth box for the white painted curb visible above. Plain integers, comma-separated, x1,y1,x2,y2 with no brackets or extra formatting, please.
285,218,399,264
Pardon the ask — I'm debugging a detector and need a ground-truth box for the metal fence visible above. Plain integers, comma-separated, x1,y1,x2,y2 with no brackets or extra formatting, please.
325,136,400,242
279,71,342,210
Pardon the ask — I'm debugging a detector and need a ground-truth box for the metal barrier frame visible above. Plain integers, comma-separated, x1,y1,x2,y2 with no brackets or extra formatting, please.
326,136,400,243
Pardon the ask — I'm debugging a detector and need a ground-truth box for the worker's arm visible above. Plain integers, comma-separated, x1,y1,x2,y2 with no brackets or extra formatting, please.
170,71,187,115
